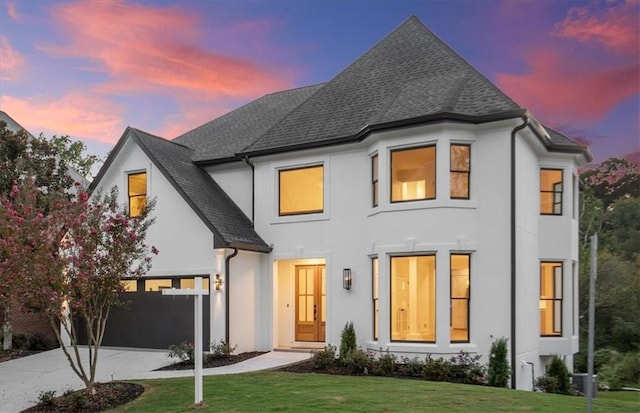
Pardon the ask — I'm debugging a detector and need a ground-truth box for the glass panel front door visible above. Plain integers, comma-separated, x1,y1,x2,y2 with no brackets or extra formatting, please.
295,265,326,342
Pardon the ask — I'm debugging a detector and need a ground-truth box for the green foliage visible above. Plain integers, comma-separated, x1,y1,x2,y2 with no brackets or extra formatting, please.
168,341,194,363
311,345,336,370
69,389,88,408
37,390,57,407
339,321,356,361
593,349,640,389
210,340,237,358
487,337,510,387
400,356,425,377
342,348,370,374
423,355,450,382
49,134,101,178
540,356,571,395
448,351,486,384
372,351,397,376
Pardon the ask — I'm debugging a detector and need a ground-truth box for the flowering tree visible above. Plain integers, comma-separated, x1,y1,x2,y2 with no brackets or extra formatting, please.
0,179,157,394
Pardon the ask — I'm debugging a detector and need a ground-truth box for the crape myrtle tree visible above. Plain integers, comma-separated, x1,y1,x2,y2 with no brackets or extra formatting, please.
0,178,157,394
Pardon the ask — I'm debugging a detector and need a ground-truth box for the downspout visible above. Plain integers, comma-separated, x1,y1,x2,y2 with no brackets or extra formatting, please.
510,114,529,389
225,247,239,344
242,156,255,226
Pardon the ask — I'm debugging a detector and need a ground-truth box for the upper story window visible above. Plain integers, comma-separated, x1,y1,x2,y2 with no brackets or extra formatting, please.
128,172,147,217
540,262,563,336
450,144,470,199
540,169,563,215
390,146,436,203
372,155,379,207
279,165,323,216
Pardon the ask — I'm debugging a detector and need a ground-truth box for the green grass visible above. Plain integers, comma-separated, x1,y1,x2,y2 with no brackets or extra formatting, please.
109,372,640,412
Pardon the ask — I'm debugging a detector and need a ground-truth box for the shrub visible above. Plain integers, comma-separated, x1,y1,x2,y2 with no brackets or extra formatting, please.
168,341,194,363
12,333,30,350
312,345,337,370
37,390,57,407
598,364,623,390
343,348,370,374
594,348,621,371
29,333,58,351
210,340,237,358
373,351,397,376
617,351,640,385
539,355,571,394
339,322,357,361
423,355,450,382
487,337,510,387
448,351,486,384
400,356,425,378
70,390,88,408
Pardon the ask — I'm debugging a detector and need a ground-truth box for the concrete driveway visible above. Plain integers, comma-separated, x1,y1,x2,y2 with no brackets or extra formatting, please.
0,347,309,412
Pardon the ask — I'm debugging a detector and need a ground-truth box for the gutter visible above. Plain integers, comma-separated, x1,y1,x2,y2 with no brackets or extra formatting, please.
510,114,530,390
242,156,255,226
224,247,239,344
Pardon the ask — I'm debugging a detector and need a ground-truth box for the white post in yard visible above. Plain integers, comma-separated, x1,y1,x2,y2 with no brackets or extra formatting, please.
162,276,209,405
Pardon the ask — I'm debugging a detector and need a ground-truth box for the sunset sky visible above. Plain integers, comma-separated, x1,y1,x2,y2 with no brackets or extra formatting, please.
1,0,638,168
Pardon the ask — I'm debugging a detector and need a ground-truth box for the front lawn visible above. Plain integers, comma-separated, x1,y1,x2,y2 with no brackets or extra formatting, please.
109,371,639,412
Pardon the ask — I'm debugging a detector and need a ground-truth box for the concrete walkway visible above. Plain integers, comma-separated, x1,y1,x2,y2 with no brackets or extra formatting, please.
0,347,310,412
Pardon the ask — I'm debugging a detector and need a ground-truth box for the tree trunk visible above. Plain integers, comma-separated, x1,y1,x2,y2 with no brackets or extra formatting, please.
2,305,12,350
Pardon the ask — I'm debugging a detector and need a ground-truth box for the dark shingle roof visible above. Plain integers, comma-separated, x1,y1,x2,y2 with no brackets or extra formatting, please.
174,84,324,164
239,16,522,156
91,127,270,252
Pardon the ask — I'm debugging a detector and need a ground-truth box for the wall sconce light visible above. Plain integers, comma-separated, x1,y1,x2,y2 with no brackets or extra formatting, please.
343,268,352,291
214,274,222,291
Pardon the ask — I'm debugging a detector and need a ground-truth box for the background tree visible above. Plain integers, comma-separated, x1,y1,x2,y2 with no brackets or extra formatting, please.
49,134,101,179
576,158,640,386
0,181,157,394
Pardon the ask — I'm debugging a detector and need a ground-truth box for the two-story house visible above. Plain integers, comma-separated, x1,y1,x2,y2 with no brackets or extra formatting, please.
89,16,591,390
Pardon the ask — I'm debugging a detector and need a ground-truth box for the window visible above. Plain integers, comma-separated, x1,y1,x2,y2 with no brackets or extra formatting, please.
128,172,147,217
180,278,210,290
121,280,137,292
279,165,323,216
450,144,470,199
144,279,172,291
540,262,562,336
390,255,436,342
540,169,563,215
450,254,470,342
372,257,379,340
391,146,436,202
372,155,379,207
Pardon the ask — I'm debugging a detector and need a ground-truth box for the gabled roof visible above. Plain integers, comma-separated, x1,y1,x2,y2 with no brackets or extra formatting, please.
90,127,270,252
174,84,324,164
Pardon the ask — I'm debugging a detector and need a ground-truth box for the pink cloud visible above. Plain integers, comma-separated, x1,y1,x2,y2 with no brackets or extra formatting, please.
497,49,638,125
553,0,639,56
159,103,234,140
40,0,292,100
0,36,25,80
0,94,124,144
5,1,20,21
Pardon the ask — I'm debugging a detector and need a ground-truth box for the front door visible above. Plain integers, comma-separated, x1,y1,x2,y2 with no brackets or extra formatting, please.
295,265,325,342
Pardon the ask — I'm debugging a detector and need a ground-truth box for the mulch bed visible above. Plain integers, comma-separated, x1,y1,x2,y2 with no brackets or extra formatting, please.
0,349,41,363
21,382,144,413
155,351,268,370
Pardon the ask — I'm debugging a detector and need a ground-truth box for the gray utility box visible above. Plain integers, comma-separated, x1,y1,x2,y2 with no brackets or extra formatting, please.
572,374,598,397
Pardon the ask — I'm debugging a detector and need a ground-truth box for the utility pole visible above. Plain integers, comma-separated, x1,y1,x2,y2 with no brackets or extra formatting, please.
586,234,597,413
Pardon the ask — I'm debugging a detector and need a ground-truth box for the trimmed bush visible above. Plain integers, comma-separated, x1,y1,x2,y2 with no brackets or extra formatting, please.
487,337,510,387
448,351,486,384
343,348,370,374
210,340,237,358
373,351,397,376
168,341,194,363
339,322,357,361
423,355,450,382
400,356,425,378
312,345,337,370
538,355,571,394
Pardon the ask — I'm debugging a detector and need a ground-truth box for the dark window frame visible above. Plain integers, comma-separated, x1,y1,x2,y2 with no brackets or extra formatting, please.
450,144,471,200
450,253,471,343
278,164,324,216
127,171,147,218
540,261,563,337
540,168,563,216
390,145,437,204
372,154,379,207
389,254,437,344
